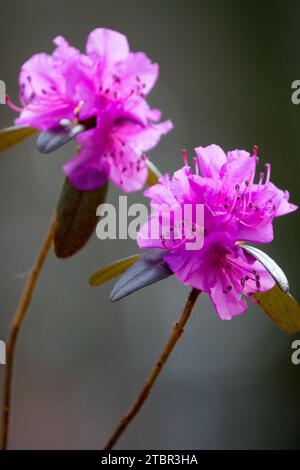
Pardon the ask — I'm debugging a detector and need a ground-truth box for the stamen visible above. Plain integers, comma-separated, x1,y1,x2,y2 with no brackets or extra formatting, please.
258,172,264,185
124,89,135,101
182,149,188,166
265,163,271,185
74,100,84,117
239,217,263,228
193,157,199,175
248,145,259,188
227,185,240,215
5,95,23,113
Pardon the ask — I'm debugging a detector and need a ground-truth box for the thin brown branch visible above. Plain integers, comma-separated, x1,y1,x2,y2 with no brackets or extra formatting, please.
104,287,201,450
0,212,56,450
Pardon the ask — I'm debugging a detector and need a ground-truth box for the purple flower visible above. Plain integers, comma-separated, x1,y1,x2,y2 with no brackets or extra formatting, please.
137,145,297,319
14,29,172,191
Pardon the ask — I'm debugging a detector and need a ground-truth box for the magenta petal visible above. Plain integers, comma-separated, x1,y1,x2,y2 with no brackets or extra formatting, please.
86,28,129,65
108,145,148,192
224,149,255,185
64,146,109,191
16,52,73,129
238,221,274,244
19,53,62,105
116,119,173,153
209,280,248,320
209,249,275,320
137,218,165,249
53,36,80,61
195,144,227,178
272,188,298,217
117,52,159,95
164,248,212,290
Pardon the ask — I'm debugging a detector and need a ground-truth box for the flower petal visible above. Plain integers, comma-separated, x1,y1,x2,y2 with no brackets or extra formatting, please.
53,36,80,61
116,119,173,153
16,53,73,129
63,132,109,190
195,144,227,178
117,52,159,95
224,149,255,185
209,279,248,320
86,28,129,65
107,144,148,192
18,53,62,105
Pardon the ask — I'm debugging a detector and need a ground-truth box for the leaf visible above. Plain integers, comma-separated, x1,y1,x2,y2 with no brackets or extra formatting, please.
90,254,142,287
110,249,173,302
0,125,36,152
36,123,85,153
255,285,300,334
242,245,289,292
146,160,162,187
54,178,108,258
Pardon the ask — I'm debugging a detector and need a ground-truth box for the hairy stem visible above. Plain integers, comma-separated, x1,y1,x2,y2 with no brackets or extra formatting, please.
1,212,56,450
104,287,200,450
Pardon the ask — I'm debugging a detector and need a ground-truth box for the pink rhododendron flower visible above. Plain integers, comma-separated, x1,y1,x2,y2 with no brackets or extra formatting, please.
13,29,172,191
137,145,297,320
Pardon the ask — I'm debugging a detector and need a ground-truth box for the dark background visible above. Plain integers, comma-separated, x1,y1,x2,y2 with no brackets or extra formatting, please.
0,0,299,450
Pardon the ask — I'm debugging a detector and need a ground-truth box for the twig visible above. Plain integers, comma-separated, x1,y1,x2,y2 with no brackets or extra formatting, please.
0,212,56,450
104,287,201,450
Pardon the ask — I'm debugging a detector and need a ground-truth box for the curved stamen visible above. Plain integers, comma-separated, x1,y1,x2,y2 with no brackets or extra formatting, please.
74,100,84,117
5,95,23,113
258,172,264,185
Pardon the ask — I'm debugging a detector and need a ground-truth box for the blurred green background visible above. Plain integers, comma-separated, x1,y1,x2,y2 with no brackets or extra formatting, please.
0,0,299,450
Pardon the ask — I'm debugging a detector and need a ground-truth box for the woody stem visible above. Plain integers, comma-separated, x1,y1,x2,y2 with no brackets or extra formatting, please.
0,212,56,450
103,287,201,450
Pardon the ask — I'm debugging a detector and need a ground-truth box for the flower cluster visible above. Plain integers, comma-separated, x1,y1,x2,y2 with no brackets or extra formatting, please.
137,145,297,319
14,29,172,191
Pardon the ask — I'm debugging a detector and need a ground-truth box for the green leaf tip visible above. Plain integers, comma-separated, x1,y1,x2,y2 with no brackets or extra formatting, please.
0,125,36,152
90,254,142,287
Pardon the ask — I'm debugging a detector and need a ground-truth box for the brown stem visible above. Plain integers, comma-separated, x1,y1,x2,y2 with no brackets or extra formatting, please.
104,287,201,450
0,212,56,450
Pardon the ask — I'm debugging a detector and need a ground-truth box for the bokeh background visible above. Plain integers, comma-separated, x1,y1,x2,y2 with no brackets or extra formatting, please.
0,0,299,450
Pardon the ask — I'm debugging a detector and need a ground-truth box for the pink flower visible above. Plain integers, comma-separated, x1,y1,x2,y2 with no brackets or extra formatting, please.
137,145,297,320
13,29,172,191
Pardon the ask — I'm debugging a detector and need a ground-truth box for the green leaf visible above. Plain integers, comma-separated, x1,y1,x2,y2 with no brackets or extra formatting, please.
55,178,108,259
255,285,300,334
90,254,142,287
146,160,162,187
0,125,36,152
